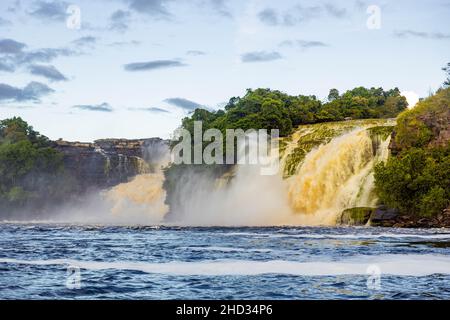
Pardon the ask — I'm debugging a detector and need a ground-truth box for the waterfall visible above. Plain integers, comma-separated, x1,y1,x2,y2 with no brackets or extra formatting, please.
103,119,393,226
106,173,168,223
101,140,170,224
286,127,391,225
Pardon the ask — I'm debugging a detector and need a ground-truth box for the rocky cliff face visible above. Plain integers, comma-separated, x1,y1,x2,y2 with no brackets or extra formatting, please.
53,138,168,191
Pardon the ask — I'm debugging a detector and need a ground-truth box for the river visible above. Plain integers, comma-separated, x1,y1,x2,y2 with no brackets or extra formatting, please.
1,224,449,299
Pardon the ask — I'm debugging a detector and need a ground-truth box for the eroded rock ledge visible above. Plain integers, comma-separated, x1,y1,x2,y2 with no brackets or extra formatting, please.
53,138,167,191
338,206,450,228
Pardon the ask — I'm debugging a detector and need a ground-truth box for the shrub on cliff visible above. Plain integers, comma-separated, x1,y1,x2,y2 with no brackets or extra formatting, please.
374,88,450,217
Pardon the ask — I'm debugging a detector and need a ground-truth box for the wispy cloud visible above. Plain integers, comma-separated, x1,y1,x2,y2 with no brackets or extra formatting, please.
108,40,141,47
186,50,206,56
241,51,282,63
0,81,54,102
72,103,113,112
0,17,12,26
124,0,171,18
29,64,68,82
257,3,347,27
129,106,171,113
109,10,132,32
72,36,98,47
28,0,69,22
0,39,26,54
16,47,77,64
324,3,348,18
124,60,187,71
258,8,278,26
0,61,15,72
280,40,329,50
0,38,82,77
164,97,204,111
206,0,233,18
122,0,233,19
394,30,450,40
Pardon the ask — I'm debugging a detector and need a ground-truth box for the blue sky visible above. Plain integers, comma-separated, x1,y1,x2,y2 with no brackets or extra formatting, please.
0,0,449,141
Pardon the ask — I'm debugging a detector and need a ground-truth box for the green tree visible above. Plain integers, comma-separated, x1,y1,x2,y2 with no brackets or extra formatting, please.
327,88,340,101
374,88,450,217
0,117,66,214
443,62,450,88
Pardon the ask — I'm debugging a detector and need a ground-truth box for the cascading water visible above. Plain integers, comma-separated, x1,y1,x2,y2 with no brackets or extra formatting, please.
286,127,391,225
106,173,168,223
101,140,170,224
105,119,393,226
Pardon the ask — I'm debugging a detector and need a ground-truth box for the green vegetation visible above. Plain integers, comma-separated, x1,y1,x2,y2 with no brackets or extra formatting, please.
443,62,450,88
0,117,67,214
281,119,394,182
374,88,450,217
368,125,395,141
167,87,406,210
181,87,407,139
338,207,375,226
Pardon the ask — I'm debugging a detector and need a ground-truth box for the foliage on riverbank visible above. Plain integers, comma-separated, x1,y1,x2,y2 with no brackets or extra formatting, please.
0,117,68,214
374,88,450,217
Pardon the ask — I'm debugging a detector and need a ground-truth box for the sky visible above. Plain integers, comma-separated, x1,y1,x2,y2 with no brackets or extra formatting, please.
0,0,449,142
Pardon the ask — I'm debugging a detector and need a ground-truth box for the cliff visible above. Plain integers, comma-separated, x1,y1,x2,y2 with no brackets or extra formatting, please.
53,138,168,191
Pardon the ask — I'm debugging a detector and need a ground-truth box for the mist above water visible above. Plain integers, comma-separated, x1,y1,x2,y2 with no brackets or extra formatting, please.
24,121,392,227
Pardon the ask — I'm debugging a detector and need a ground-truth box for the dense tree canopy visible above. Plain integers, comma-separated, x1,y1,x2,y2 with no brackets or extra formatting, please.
0,117,66,213
181,86,408,138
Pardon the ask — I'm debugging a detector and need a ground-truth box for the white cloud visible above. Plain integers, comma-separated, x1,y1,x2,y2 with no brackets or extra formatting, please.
401,91,419,109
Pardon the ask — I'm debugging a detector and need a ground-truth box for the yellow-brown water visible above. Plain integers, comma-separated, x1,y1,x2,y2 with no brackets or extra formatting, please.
106,173,168,223
106,119,394,226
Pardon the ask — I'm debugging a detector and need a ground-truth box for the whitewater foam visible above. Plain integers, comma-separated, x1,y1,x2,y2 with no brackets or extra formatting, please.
1,254,450,276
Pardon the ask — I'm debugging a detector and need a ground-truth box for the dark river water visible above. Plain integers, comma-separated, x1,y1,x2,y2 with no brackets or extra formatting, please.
1,224,450,299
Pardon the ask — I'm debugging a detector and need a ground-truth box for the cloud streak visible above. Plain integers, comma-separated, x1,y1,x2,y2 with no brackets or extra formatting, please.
0,39,26,54
394,30,450,40
29,64,68,82
207,0,233,18
72,36,98,47
164,98,204,111
0,17,12,26
0,38,83,76
124,0,171,18
280,40,329,50
129,107,171,113
257,3,347,27
186,50,206,56
241,51,282,63
109,10,132,32
0,81,54,102
124,60,187,71
72,103,113,112
28,0,69,22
